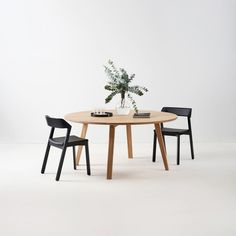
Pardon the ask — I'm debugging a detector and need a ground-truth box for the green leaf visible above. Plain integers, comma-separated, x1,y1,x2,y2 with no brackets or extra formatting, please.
105,91,118,103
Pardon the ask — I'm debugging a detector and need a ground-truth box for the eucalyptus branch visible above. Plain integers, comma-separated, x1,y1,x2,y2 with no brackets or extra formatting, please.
128,86,148,96
104,66,118,84
105,91,119,103
127,93,138,113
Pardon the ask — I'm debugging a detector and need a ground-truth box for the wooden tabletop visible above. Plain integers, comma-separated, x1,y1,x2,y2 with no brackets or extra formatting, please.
65,110,177,125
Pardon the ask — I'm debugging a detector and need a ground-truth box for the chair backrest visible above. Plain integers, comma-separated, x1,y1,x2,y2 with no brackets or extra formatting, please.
161,107,192,118
45,115,71,129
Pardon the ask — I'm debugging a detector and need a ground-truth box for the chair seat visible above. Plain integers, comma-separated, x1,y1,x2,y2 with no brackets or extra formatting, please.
161,127,189,136
50,135,88,147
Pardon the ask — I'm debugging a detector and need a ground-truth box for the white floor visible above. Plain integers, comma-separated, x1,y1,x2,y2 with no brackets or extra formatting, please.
0,142,236,236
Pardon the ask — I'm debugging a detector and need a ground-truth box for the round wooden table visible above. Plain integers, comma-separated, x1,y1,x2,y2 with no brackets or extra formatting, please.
65,110,177,179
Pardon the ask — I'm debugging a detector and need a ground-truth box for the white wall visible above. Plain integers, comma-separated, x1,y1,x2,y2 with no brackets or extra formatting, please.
0,0,236,144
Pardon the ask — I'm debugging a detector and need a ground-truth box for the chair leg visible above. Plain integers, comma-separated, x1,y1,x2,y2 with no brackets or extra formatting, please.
72,146,77,170
85,142,91,176
152,131,157,162
56,147,67,181
41,142,51,174
189,133,194,159
177,135,180,165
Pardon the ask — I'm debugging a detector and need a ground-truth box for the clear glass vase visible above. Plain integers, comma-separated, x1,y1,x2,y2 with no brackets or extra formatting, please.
116,95,130,115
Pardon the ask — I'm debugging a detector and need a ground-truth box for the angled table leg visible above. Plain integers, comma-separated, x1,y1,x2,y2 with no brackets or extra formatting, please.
154,123,169,170
107,125,116,179
126,124,133,159
76,123,88,165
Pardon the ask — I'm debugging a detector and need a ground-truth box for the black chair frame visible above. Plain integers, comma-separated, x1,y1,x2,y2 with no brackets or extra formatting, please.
152,107,194,165
41,115,91,181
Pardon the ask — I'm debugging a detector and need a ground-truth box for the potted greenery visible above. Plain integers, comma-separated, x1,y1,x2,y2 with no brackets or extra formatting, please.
104,60,148,115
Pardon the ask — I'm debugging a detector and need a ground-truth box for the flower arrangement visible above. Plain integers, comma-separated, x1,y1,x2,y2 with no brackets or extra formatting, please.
104,60,148,113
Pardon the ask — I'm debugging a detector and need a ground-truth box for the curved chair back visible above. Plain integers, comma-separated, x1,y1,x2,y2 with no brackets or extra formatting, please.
45,115,71,129
161,107,192,118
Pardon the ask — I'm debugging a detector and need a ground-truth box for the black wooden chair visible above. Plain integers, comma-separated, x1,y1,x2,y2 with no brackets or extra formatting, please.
152,107,194,165
41,115,91,181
